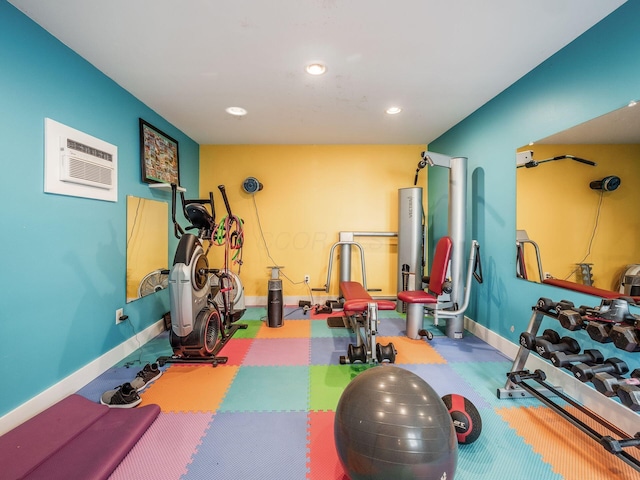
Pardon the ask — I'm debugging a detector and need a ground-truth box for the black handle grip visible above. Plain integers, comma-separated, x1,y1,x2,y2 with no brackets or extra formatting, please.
218,185,233,217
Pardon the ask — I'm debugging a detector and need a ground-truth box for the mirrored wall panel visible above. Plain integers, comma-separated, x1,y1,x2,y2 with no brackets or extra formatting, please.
126,196,169,303
516,104,640,296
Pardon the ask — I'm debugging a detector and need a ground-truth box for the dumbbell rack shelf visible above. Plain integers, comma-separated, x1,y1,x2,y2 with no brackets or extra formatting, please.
507,369,640,471
497,302,565,399
498,298,640,471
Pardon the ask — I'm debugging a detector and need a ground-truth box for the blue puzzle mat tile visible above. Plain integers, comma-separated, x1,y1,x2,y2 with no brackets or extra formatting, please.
450,361,543,409
454,409,561,480
185,411,309,480
219,365,309,412
75,364,167,402
376,308,405,319
399,363,491,409
310,337,352,365
430,335,512,363
311,319,352,338
116,332,173,367
241,306,267,320
377,316,407,336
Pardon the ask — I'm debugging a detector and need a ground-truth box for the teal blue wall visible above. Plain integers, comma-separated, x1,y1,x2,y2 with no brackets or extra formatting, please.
0,1,199,416
429,1,639,359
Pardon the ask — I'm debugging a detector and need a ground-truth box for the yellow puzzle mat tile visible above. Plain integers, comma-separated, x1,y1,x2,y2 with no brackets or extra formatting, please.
497,405,640,480
377,336,447,364
255,319,312,339
140,364,239,413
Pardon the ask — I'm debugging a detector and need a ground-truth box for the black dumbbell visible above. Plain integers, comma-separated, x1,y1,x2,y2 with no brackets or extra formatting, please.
535,336,580,359
536,298,574,313
557,309,584,331
617,385,640,412
585,321,613,343
519,329,560,350
592,368,640,397
549,349,604,368
609,324,640,352
571,357,629,382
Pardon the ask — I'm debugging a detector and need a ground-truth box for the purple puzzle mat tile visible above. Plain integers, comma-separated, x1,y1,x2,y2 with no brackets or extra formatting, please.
400,363,492,409
431,334,512,363
184,411,309,480
109,412,213,480
310,337,352,365
243,338,311,366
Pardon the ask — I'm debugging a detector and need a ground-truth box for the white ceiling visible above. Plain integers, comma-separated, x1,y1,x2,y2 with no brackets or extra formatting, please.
9,0,626,145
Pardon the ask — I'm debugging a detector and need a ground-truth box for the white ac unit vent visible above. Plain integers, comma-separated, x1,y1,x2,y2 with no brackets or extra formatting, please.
45,118,118,202
60,138,114,189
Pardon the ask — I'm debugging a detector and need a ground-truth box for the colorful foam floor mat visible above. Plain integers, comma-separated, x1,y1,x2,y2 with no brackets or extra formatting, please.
76,306,640,480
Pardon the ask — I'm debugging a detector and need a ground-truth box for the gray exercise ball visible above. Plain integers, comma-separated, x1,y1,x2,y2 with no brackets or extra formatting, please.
334,365,457,480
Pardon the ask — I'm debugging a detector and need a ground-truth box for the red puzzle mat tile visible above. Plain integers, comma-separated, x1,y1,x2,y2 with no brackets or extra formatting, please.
307,411,348,480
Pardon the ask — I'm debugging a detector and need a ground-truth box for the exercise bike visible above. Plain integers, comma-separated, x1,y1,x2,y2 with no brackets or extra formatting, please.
157,184,246,367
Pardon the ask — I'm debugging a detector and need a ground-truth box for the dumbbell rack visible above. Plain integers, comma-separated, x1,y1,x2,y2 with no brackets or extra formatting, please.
497,301,565,399
498,298,640,471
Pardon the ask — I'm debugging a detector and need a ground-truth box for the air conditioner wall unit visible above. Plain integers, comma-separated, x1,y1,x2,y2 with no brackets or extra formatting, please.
45,118,118,202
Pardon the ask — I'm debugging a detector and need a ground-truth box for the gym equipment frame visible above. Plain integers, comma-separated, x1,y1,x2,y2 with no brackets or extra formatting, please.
420,151,468,339
157,184,246,367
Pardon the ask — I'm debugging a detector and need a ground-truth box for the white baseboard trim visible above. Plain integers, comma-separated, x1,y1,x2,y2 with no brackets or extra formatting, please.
0,319,165,435
465,317,640,433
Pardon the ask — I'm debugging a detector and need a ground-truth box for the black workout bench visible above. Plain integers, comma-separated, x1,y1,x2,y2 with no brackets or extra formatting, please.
327,281,397,364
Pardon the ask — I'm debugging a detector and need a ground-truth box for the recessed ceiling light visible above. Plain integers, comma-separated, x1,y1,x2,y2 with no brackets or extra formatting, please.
305,63,327,75
225,106,247,116
386,106,402,115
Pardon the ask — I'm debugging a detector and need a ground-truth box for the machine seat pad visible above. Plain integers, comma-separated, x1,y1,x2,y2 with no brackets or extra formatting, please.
340,281,396,312
397,290,438,304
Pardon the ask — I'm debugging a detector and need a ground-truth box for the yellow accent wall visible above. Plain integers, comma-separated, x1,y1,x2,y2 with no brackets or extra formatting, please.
199,145,426,298
516,144,640,290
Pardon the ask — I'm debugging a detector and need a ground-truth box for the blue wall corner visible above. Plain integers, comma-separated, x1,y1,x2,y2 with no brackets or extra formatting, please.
429,1,640,349
0,0,199,416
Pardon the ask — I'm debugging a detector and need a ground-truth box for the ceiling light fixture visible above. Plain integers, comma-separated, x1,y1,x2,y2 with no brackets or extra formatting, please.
305,63,327,75
386,106,402,115
225,106,247,116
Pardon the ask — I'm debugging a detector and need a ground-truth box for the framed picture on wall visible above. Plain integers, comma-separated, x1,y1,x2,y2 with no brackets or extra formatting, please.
139,118,180,185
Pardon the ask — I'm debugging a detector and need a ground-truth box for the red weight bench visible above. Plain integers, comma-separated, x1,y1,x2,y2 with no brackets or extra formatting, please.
398,236,453,339
543,278,640,304
328,281,397,364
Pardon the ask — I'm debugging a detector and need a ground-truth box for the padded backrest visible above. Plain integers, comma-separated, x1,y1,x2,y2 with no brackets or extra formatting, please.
428,236,452,295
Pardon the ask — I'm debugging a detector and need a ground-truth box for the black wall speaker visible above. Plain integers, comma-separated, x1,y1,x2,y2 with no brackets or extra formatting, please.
242,177,263,194
590,175,620,191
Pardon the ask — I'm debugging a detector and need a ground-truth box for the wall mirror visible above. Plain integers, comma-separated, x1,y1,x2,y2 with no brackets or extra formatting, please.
516,103,640,296
126,196,169,303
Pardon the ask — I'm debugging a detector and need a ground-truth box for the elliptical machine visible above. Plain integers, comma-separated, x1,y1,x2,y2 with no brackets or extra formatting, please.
158,184,246,367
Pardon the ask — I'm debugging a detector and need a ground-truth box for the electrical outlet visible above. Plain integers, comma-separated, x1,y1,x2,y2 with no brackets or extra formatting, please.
304,274,310,284
115,308,124,325
544,272,552,279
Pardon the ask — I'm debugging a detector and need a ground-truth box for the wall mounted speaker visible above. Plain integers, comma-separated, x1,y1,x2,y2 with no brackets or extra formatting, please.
242,177,263,194
590,175,620,192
